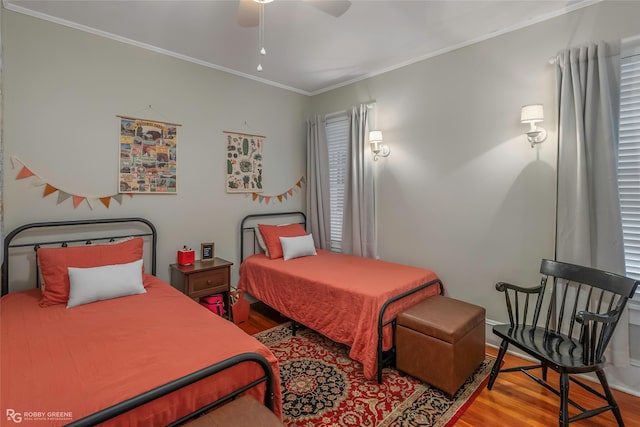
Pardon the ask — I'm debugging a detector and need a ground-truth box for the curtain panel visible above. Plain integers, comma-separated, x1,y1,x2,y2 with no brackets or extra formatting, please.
555,41,630,367
342,104,377,258
305,115,331,250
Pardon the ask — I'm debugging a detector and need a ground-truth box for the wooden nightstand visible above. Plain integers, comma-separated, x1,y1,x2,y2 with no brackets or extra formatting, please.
170,258,234,318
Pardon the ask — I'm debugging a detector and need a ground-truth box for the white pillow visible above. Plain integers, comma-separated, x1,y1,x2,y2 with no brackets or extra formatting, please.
280,234,317,261
67,259,145,308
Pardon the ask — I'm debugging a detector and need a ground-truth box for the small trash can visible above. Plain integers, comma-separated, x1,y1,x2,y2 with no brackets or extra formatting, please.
231,291,250,324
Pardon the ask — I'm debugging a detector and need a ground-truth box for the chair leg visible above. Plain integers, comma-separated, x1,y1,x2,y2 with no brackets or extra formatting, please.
559,373,569,427
596,368,625,426
542,365,548,382
488,339,508,390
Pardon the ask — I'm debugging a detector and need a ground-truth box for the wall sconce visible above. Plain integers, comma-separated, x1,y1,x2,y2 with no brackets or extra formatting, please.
369,130,390,161
521,104,547,148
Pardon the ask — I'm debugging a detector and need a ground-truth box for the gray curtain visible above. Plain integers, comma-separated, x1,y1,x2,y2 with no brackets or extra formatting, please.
555,41,629,367
342,104,377,258
305,115,331,249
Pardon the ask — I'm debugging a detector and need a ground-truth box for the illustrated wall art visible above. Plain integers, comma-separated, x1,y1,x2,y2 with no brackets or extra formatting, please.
224,131,264,193
118,115,180,194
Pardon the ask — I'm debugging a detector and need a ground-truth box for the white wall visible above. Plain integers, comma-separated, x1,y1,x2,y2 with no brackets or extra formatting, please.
310,1,640,367
1,10,309,285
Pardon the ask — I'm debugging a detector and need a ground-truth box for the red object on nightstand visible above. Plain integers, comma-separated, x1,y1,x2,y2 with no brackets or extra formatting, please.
177,249,195,266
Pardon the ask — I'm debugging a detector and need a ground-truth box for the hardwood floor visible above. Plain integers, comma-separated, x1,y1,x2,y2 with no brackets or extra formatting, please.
238,304,640,426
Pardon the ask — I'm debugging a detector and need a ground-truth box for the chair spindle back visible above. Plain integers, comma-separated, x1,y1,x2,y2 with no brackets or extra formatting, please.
499,259,638,365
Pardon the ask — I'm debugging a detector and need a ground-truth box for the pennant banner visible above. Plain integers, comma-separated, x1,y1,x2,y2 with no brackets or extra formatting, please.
11,155,131,210
249,176,305,204
16,166,35,180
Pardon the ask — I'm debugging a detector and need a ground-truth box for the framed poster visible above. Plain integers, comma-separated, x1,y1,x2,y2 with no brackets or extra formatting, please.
118,116,179,193
224,131,264,193
201,242,215,261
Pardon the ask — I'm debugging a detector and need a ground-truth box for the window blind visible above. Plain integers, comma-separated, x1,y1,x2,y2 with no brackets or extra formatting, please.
326,114,349,252
618,49,640,283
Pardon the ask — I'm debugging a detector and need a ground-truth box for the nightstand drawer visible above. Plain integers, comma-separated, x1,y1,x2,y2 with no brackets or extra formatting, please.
189,269,228,295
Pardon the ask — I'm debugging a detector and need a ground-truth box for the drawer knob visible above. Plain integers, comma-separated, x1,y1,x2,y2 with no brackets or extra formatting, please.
207,280,212,285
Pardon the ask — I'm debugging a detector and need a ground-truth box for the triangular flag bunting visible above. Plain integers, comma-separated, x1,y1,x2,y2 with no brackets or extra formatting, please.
56,191,72,204
29,177,46,187
13,155,129,209
16,166,35,180
72,196,85,208
43,184,58,197
248,176,305,204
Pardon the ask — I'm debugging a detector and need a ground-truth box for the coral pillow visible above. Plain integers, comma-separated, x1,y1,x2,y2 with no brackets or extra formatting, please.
37,237,144,307
257,223,307,259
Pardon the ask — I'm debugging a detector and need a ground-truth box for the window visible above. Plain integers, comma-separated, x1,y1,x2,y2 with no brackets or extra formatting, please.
618,40,640,287
326,114,349,252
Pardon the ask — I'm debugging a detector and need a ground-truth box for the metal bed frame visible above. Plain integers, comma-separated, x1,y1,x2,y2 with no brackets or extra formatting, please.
239,211,444,383
2,218,277,425
2,217,157,296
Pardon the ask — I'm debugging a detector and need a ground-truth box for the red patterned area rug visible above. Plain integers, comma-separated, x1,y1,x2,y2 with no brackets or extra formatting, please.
255,323,494,427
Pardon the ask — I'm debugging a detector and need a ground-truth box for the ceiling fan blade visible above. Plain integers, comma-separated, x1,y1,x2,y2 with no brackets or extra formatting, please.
306,0,351,18
237,0,259,27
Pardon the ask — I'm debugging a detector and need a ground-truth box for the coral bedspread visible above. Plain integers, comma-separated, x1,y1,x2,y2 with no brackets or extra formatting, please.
238,249,442,380
1,275,281,426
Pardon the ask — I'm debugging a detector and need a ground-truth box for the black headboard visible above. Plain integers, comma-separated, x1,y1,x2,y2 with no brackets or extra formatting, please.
240,211,306,262
2,217,157,296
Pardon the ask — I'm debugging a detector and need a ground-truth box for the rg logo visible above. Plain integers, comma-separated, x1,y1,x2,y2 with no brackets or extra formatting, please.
6,409,22,423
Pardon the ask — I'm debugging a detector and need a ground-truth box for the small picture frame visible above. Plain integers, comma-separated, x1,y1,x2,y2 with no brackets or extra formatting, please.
201,242,215,261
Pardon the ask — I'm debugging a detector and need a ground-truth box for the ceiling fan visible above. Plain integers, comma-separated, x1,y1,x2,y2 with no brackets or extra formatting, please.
237,0,352,27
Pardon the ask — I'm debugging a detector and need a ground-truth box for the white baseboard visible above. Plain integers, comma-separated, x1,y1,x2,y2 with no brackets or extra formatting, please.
484,319,640,397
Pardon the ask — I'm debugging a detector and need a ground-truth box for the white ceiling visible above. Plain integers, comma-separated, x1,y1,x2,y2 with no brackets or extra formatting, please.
4,0,597,95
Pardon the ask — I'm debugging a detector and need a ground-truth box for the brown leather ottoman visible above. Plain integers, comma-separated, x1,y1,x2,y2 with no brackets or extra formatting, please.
396,295,485,397
184,396,284,427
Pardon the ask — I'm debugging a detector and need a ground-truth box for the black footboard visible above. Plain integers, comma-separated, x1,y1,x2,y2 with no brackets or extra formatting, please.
376,279,444,383
65,352,276,427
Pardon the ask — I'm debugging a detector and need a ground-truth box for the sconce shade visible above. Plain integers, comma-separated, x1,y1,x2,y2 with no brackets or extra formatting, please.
521,104,544,123
369,130,383,143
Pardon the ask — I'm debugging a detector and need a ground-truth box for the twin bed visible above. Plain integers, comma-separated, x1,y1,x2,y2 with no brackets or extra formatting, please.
1,212,443,425
238,212,443,382
1,218,280,426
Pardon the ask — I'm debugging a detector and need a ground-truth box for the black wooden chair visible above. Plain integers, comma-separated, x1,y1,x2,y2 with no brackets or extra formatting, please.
488,259,639,426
